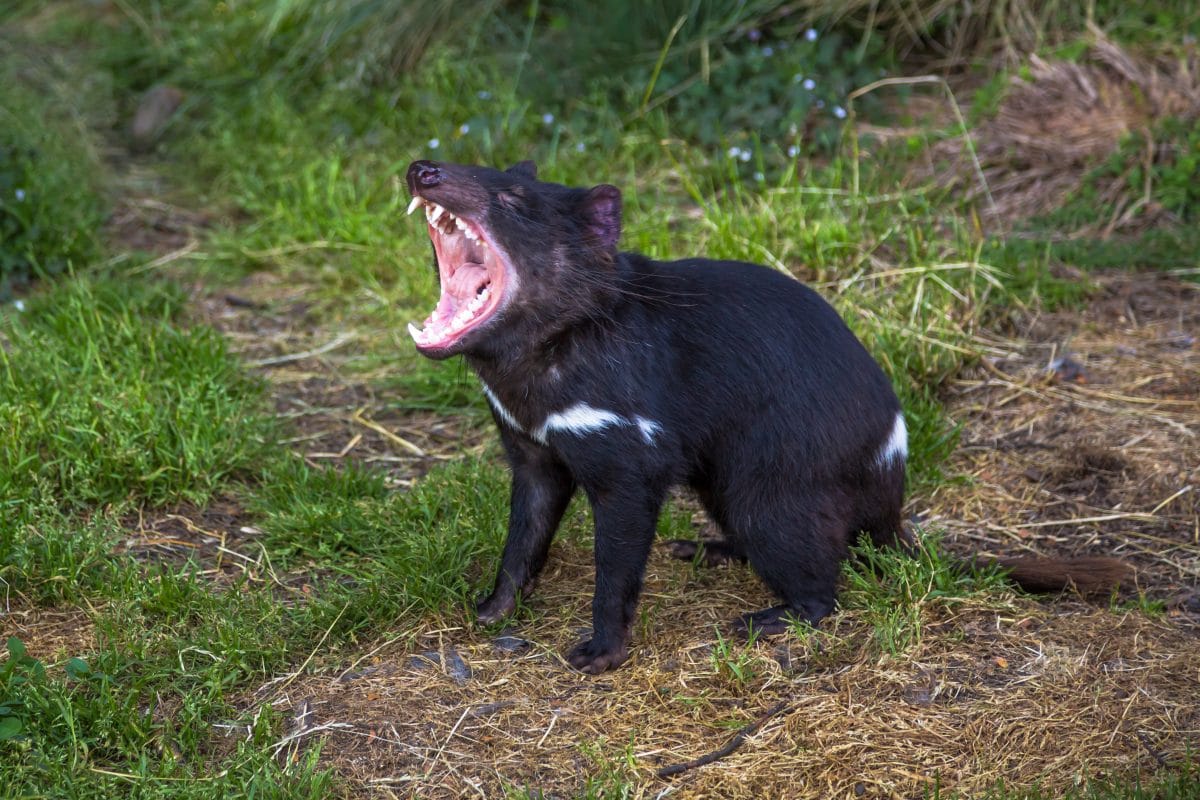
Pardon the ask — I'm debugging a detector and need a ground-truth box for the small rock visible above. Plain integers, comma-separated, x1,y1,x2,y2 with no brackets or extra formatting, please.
772,643,794,673
130,84,185,150
1049,355,1088,384
1164,331,1195,350
493,632,532,653
406,652,440,673
443,647,472,684
407,648,472,684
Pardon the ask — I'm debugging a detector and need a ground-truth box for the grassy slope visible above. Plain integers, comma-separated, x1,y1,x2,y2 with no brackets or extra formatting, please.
2,2,1196,797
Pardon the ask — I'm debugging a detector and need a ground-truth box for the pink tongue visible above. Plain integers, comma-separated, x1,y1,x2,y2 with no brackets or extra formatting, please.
449,262,489,297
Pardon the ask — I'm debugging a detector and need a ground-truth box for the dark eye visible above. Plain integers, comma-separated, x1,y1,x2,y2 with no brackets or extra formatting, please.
497,189,525,209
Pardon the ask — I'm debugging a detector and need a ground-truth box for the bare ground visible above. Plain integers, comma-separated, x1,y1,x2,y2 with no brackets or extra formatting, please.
199,269,1198,798
11,264,1197,797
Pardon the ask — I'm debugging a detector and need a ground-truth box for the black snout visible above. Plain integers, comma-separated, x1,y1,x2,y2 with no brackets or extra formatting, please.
407,160,442,192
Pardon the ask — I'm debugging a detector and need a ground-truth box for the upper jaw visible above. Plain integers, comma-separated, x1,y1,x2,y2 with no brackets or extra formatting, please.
406,195,514,356
405,195,485,244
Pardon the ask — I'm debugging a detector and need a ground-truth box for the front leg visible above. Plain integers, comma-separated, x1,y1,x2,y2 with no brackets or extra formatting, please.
476,439,575,624
567,482,667,674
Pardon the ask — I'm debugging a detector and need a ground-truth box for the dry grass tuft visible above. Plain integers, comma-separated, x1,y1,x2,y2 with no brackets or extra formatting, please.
202,270,1199,797
241,569,1199,797
933,271,1199,597
2,603,98,662
931,29,1200,231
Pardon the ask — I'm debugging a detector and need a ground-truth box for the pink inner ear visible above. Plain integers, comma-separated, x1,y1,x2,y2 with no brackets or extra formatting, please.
586,186,622,249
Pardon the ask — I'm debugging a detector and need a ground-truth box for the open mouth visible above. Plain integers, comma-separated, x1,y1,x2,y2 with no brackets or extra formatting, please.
406,196,511,353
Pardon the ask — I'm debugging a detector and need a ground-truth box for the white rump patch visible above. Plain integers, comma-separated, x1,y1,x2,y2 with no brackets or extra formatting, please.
876,412,908,467
533,403,664,446
480,382,524,434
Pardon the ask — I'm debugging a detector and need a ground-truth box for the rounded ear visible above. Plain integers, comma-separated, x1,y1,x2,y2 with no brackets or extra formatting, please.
506,160,538,179
582,185,622,250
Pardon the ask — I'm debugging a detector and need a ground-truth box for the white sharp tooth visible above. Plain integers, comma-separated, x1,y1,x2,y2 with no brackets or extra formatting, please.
406,197,423,216
455,217,467,230
430,204,445,223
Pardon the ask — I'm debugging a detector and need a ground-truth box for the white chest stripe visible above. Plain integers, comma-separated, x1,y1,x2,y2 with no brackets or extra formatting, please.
532,402,662,446
480,381,662,447
635,416,663,444
876,411,908,467
480,382,524,434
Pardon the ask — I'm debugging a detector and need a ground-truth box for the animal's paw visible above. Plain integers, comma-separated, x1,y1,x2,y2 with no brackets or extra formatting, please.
566,638,628,674
732,605,798,638
475,591,516,625
663,538,747,567
663,539,701,560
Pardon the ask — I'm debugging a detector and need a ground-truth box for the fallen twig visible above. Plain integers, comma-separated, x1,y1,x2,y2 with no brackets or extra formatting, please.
247,332,355,367
656,700,790,778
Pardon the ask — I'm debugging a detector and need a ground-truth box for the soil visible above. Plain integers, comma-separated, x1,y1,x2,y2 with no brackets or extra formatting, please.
200,268,1197,798
13,140,1199,795
935,272,1199,607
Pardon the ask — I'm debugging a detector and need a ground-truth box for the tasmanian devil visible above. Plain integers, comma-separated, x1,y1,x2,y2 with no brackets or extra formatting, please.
402,159,1128,674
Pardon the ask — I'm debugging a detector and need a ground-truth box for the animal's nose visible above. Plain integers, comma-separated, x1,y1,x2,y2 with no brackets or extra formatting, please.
407,160,442,190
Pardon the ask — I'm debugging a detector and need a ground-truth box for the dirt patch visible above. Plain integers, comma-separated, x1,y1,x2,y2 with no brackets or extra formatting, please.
210,269,1197,797
118,496,265,585
933,272,1198,605
926,30,1200,232
227,554,1198,797
1,603,97,662
191,275,490,487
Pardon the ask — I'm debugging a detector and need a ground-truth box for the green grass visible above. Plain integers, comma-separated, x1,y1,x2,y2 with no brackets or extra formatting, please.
0,275,273,514
839,531,1012,654
2,1,1196,796
961,759,1200,799
0,28,108,298
247,456,511,614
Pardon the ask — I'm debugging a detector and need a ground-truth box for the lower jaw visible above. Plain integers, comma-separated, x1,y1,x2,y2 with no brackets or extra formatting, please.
414,341,460,360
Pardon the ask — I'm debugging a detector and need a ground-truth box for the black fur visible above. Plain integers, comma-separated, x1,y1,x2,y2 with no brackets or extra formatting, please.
405,160,908,673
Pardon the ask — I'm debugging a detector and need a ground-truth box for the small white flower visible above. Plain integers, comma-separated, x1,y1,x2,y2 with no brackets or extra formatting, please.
477,90,492,100
802,78,815,91
793,73,803,83
575,142,586,152
762,46,774,57
833,105,847,119
728,146,742,158
14,188,25,201
740,151,751,163
428,138,440,149
805,28,818,42
787,145,800,158
459,123,470,135
754,171,765,182
13,299,25,312
541,112,554,125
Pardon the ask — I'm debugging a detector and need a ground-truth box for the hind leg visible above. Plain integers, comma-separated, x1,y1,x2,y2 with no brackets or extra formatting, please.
731,489,849,636
665,481,749,566
851,460,912,555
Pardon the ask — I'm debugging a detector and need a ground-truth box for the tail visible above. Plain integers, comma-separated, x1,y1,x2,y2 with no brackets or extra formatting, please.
983,555,1132,596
